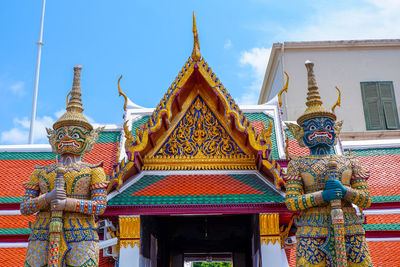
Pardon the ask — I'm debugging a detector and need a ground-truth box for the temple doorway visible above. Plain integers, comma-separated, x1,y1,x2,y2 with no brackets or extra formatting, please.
140,214,260,267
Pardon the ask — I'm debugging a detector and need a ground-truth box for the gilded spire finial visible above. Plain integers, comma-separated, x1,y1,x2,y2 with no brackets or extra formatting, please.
191,12,201,61
296,61,336,124
66,65,84,113
304,61,322,108
53,65,93,130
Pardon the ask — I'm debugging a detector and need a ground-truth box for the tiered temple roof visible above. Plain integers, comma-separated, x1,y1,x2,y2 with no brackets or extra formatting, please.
1,14,399,266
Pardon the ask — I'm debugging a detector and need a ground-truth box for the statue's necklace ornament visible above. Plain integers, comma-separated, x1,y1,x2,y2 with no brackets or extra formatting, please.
285,62,372,266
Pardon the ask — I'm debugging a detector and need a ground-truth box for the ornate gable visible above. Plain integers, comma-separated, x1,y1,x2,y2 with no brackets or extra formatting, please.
108,14,283,191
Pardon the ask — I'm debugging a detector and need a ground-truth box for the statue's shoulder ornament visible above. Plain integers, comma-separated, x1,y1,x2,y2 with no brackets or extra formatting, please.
82,161,103,169
34,163,58,174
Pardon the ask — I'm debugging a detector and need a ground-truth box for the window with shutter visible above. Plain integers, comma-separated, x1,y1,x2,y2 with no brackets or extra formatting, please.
361,81,400,130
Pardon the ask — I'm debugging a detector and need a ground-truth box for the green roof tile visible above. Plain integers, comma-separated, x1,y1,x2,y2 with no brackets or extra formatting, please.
285,129,295,140
0,228,30,235
97,131,120,143
0,152,55,160
371,195,400,203
131,116,149,139
0,197,22,203
346,147,400,157
244,113,279,159
363,223,400,231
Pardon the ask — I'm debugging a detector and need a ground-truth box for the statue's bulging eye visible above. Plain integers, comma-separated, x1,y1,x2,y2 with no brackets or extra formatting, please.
58,133,64,140
72,133,80,139
310,125,316,131
325,125,332,130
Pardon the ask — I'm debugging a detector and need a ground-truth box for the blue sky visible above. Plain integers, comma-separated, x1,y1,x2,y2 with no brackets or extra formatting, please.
1,0,399,144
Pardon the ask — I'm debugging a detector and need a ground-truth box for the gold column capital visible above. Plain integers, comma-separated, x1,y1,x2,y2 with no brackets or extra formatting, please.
119,216,140,248
259,213,280,245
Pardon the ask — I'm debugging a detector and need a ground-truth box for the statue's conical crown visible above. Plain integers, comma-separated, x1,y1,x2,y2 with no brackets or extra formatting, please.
53,65,93,130
297,61,336,125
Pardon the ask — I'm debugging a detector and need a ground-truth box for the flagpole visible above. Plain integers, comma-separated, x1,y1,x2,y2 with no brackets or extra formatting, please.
28,0,46,144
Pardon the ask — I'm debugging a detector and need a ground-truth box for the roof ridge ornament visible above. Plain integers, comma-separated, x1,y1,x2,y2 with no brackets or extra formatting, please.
191,12,201,62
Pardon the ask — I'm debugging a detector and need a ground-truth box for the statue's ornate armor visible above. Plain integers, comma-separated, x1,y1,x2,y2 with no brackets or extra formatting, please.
21,163,107,266
20,66,107,267
286,155,372,266
284,61,373,266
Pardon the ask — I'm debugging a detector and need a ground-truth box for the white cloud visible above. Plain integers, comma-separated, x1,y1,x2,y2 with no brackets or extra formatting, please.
224,39,232,49
0,75,26,97
0,110,98,145
237,0,400,105
239,47,270,80
9,81,26,96
0,128,29,144
237,92,259,106
1,116,54,144
54,109,65,118
237,47,271,105
285,0,400,41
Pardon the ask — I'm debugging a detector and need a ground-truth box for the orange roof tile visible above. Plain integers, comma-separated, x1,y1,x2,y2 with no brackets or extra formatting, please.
285,247,296,267
0,215,34,230
99,254,115,267
368,241,400,266
0,142,117,200
287,139,309,157
0,159,54,198
250,121,265,134
0,247,115,266
132,175,263,196
83,142,118,176
366,214,400,225
358,155,400,196
0,247,26,265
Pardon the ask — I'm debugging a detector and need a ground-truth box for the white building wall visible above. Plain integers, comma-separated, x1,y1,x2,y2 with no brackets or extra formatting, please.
261,42,400,132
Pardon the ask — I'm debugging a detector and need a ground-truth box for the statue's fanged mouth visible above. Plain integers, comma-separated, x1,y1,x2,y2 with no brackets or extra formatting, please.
59,140,80,148
309,132,332,140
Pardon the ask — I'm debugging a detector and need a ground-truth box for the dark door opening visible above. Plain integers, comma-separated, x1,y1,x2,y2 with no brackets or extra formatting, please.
140,214,259,267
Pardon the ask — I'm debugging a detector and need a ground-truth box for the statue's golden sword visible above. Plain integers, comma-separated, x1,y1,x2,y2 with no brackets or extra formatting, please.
327,159,347,267
48,168,67,267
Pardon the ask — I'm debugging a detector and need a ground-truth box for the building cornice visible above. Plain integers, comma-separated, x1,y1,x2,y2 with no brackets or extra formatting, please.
279,39,400,50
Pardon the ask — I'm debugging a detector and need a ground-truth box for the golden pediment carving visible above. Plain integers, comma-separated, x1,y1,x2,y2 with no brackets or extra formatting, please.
143,95,256,170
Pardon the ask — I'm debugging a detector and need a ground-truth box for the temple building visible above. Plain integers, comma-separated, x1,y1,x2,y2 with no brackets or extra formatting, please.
0,15,400,266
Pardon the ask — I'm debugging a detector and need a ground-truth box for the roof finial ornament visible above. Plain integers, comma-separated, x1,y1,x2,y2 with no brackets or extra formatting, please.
191,12,201,61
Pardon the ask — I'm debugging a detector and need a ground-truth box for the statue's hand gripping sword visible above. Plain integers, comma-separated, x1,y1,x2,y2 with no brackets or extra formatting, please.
327,159,347,267
48,167,66,267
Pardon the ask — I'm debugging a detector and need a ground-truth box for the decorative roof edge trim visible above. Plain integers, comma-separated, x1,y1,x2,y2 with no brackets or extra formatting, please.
364,208,400,215
366,237,400,242
103,202,288,216
0,210,20,215
263,108,286,160
0,144,51,153
0,242,28,248
342,139,400,150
